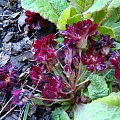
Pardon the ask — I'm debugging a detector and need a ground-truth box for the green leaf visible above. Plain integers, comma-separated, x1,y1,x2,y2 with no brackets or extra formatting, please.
95,92,120,107
50,0,69,16
98,26,115,38
74,92,120,120
23,103,30,120
112,42,120,50
93,10,106,24
103,8,120,26
108,0,120,11
70,0,93,12
31,94,44,105
21,0,69,24
56,37,64,44
88,74,109,99
103,8,120,41
57,6,78,30
67,14,82,26
51,108,70,120
83,0,110,15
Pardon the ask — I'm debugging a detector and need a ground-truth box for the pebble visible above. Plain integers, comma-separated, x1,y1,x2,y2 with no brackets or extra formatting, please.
18,12,27,27
0,0,7,7
3,10,13,15
3,32,14,42
3,20,10,27
0,7,2,15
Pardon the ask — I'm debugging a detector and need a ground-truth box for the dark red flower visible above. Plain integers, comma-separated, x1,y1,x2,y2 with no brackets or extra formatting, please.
41,76,66,99
25,10,47,30
61,20,97,48
81,47,106,71
34,48,56,63
29,64,46,85
0,64,18,91
109,51,120,80
11,89,30,106
33,34,57,64
33,34,56,50
97,34,115,55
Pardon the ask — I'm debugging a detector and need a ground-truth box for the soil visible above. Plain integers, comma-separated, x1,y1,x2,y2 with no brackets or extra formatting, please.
0,0,120,120
0,0,56,120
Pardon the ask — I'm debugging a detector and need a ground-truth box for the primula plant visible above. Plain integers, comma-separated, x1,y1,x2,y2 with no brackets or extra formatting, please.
0,0,120,120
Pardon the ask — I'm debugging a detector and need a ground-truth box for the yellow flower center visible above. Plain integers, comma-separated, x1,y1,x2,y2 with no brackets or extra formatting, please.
5,77,10,83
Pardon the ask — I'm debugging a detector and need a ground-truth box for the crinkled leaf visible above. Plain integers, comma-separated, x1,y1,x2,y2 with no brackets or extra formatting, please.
93,10,106,24
98,26,115,38
103,8,120,41
57,6,78,30
83,0,110,15
74,92,120,120
102,69,115,81
95,92,120,107
88,74,109,99
70,0,93,12
21,0,69,24
75,102,120,120
108,0,120,11
67,14,82,26
50,0,69,16
56,37,64,44
51,108,70,120
103,8,120,26
112,42,120,50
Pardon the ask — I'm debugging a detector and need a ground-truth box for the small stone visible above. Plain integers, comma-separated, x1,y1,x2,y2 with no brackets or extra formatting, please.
3,10,13,15
0,0,7,7
3,20,10,27
3,32,14,43
0,7,2,15
9,12,20,19
18,12,27,27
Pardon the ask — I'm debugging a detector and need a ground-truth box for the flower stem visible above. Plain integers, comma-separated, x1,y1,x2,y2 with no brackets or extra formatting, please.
31,95,71,102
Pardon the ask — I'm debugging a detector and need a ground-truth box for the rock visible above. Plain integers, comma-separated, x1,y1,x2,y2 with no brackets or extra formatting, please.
10,51,33,69
2,42,12,55
18,12,27,27
0,52,10,66
18,0,21,8
0,0,7,7
11,42,22,55
3,32,14,42
0,7,2,15
0,22,3,31
3,10,13,15
3,20,11,27
9,12,20,19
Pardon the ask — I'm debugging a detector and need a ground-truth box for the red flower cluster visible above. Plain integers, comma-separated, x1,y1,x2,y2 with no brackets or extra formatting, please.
28,19,118,103
0,64,18,92
33,34,57,64
61,19,97,48
29,64,66,99
81,47,106,72
29,64,46,86
96,34,115,55
41,76,66,99
25,10,47,30
109,51,120,80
